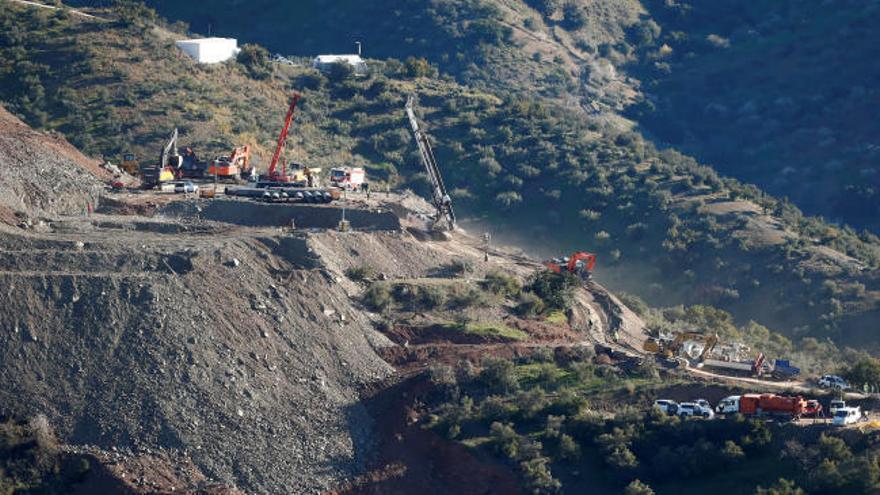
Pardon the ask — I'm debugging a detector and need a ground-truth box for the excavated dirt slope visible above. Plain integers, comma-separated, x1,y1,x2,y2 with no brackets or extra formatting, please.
0,212,403,494
0,106,109,224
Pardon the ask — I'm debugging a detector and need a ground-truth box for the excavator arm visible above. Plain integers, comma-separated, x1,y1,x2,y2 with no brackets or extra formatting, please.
697,333,719,362
230,145,250,169
405,96,455,231
566,252,597,273
160,128,179,170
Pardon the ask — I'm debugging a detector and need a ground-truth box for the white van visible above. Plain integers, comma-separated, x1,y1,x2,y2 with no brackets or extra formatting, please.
715,396,741,415
832,406,862,426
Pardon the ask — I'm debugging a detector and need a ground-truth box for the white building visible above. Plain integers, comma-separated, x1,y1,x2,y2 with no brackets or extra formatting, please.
175,37,239,64
312,54,368,74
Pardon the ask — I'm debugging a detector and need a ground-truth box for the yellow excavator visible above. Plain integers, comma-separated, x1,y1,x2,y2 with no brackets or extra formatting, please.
120,153,139,176
643,331,719,362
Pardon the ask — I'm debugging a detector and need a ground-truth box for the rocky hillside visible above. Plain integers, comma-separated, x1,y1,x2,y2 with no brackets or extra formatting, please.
0,105,107,225
2,2,879,350
0,209,401,493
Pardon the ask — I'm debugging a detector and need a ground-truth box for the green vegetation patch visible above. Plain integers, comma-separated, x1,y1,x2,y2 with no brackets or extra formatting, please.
544,310,568,325
441,321,528,342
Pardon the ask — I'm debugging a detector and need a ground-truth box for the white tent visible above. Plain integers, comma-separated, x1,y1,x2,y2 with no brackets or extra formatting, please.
175,38,239,64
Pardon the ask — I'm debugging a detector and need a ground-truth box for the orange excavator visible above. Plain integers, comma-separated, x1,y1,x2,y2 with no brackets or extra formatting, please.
208,145,250,180
263,92,302,183
543,251,597,281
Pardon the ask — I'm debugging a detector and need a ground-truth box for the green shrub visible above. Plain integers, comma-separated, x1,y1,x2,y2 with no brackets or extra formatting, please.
447,284,486,309
480,395,518,422
447,258,474,277
417,285,447,310
327,61,354,83
404,57,433,78
481,357,519,392
483,270,522,296
624,479,655,495
756,478,804,495
489,421,520,460
520,456,561,494
526,271,577,311
237,43,272,80
345,264,376,282
842,357,880,389
561,2,587,30
516,292,546,317
363,284,392,312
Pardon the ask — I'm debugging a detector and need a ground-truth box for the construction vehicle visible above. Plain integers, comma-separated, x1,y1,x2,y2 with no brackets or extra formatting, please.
178,147,207,179
139,128,180,188
120,153,139,175
715,393,821,419
770,359,800,379
405,96,455,231
702,353,799,379
329,166,366,190
543,252,597,281
287,164,322,187
702,356,764,375
263,92,304,183
833,406,866,426
643,331,708,358
209,145,250,180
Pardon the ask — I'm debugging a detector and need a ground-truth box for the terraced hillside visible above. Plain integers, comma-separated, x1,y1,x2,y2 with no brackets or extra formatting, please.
1,2,879,350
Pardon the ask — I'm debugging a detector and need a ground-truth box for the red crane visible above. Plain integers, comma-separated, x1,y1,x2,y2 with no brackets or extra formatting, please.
266,92,301,182
543,251,597,280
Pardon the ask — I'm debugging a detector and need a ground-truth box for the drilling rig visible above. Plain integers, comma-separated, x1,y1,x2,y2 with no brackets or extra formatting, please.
405,96,456,231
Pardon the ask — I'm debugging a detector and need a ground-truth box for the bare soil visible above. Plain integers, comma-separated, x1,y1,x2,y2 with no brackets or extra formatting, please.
0,106,109,224
331,376,521,495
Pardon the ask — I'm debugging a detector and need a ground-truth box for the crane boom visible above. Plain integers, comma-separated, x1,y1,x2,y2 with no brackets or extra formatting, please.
405,96,455,231
268,92,301,181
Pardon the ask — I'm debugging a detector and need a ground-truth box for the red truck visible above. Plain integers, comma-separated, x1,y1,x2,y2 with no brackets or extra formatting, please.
716,393,822,419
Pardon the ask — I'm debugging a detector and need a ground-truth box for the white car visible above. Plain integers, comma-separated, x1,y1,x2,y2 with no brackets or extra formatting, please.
678,402,714,419
832,406,864,426
830,400,846,415
819,375,851,390
653,399,679,415
173,180,199,194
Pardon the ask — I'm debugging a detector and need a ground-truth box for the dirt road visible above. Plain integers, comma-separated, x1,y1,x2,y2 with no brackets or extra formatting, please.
6,0,106,20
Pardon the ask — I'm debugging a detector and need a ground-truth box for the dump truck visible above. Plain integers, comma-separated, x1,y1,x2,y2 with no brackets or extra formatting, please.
715,394,821,419
702,354,799,380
